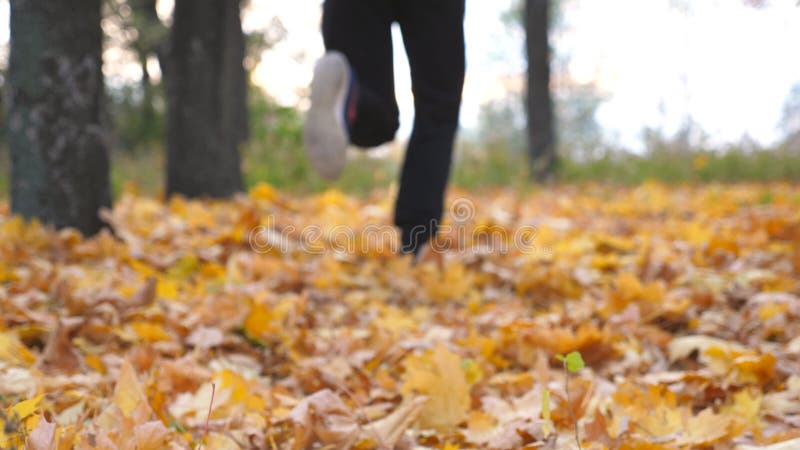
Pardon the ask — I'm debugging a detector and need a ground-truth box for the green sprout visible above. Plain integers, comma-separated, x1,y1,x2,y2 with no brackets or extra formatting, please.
556,351,585,449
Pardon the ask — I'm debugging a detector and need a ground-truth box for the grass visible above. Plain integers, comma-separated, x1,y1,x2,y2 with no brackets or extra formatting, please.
244,147,397,196
1,142,799,202
557,147,800,184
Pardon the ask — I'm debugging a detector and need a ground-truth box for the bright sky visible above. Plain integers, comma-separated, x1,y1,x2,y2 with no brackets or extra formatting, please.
2,0,800,150
562,0,800,149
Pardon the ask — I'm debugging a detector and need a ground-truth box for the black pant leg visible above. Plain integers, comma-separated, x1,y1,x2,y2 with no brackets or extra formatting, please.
394,0,466,251
322,0,399,147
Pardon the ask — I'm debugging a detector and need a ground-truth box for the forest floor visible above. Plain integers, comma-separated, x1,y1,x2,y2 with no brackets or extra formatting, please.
2,182,800,449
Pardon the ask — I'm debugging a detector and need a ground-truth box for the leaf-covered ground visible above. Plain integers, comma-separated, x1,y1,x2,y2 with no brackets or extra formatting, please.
2,182,800,449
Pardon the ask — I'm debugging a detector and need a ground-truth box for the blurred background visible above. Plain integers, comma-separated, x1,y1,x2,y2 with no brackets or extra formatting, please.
1,0,799,197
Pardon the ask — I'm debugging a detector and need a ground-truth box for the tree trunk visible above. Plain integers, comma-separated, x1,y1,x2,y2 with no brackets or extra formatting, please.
525,0,556,180
165,0,247,198
8,0,111,235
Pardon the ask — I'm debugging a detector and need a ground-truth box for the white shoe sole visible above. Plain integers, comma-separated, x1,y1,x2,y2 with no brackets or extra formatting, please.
304,52,350,180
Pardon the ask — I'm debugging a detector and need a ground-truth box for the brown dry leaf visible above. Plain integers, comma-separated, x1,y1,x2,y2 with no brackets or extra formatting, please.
736,438,800,450
667,335,740,362
130,421,172,450
128,276,157,310
27,416,56,450
186,326,225,349
360,396,428,448
286,389,359,449
36,318,84,374
169,382,222,427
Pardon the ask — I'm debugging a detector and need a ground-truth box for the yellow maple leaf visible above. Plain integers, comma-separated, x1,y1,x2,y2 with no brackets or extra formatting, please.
722,389,762,434
401,343,470,431
421,262,473,301
129,321,173,343
214,369,266,412
167,254,199,279
0,261,18,283
612,384,685,438
114,360,147,417
199,262,226,279
243,296,297,342
758,302,789,321
374,305,417,335
7,394,44,421
204,432,242,449
605,271,664,316
243,301,277,341
318,189,349,208
156,277,180,301
84,354,106,374
249,182,278,202
0,332,36,366
467,410,496,431
590,253,621,270
1,395,45,443
128,258,158,278
678,408,731,446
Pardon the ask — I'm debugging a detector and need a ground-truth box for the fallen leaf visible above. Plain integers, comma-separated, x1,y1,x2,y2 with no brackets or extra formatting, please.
3,183,800,448
204,432,242,450
27,416,56,450
131,421,171,450
361,396,428,448
667,335,740,362
736,438,800,450
37,318,84,374
401,343,470,431
114,360,148,418
678,408,731,446
286,389,359,450
8,394,45,421
0,332,37,366
186,326,225,349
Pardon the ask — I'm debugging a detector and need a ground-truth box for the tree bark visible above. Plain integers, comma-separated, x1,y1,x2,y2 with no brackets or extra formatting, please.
525,0,556,180
165,0,247,198
8,0,111,235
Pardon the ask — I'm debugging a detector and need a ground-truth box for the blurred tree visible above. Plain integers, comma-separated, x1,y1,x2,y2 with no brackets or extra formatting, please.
242,14,287,74
7,0,111,235
641,117,709,156
102,0,167,151
526,0,556,179
780,83,800,150
165,0,247,198
498,0,606,173
477,95,526,155
0,66,6,149
486,0,607,164
556,83,605,160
